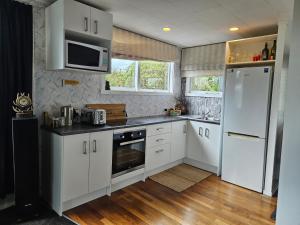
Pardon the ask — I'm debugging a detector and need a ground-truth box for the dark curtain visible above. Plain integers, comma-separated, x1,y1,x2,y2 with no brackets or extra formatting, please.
0,0,33,198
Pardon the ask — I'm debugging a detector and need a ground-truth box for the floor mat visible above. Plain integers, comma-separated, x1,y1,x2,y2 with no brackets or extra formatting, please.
149,164,212,192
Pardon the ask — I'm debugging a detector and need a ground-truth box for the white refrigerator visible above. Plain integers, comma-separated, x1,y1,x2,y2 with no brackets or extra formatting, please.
222,66,272,192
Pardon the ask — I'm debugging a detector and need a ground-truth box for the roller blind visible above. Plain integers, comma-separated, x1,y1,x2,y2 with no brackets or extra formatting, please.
181,43,225,77
112,27,179,62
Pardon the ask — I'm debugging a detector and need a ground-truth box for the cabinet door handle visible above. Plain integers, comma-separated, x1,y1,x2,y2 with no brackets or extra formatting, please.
205,128,210,139
84,17,88,32
156,138,164,142
93,140,97,153
83,141,87,154
155,149,164,153
156,127,164,131
94,20,98,34
199,127,203,137
183,124,187,134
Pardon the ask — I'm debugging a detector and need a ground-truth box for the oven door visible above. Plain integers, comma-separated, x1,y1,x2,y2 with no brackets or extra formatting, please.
112,137,145,178
65,40,101,71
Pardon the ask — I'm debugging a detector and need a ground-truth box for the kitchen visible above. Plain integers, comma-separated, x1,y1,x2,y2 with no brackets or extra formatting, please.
0,0,299,224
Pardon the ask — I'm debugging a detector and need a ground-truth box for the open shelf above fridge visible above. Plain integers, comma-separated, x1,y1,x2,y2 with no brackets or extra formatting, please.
225,34,278,67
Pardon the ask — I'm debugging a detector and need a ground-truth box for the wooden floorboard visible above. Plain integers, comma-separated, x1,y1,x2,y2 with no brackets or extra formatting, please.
65,175,276,225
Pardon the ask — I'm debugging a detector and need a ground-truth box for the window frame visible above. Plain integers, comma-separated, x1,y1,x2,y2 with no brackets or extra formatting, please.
185,76,223,98
104,59,174,95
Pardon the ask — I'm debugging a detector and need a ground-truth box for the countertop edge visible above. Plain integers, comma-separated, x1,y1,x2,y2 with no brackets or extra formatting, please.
42,116,220,136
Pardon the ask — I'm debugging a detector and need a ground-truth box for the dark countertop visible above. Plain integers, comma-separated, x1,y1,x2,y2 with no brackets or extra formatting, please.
42,115,220,136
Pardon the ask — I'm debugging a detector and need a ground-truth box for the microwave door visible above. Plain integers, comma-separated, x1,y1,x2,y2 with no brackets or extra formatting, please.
65,40,101,71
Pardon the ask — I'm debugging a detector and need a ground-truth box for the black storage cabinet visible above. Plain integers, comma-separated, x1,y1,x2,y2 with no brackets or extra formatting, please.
12,117,39,219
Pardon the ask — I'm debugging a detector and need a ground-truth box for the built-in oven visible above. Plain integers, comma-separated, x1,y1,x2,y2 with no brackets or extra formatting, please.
112,129,146,178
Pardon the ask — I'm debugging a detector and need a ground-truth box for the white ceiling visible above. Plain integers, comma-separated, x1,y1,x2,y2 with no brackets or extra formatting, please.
21,0,293,47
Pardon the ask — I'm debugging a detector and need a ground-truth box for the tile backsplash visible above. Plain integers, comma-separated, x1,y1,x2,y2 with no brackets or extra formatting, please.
181,78,222,119
186,97,222,120
32,7,181,121
32,6,221,123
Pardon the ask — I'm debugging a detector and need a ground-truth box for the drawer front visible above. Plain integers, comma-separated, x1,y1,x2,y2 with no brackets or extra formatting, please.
146,143,171,171
147,123,171,136
146,133,171,148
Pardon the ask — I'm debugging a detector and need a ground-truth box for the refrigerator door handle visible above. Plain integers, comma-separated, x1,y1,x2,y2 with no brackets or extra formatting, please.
227,132,261,140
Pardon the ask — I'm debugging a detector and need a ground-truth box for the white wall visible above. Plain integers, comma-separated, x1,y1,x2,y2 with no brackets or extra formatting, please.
263,20,291,196
276,0,300,224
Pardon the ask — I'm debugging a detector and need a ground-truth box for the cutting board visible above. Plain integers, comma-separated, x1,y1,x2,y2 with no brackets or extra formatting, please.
86,104,127,121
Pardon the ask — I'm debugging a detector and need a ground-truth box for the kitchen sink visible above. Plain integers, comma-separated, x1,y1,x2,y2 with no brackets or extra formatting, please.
179,115,220,122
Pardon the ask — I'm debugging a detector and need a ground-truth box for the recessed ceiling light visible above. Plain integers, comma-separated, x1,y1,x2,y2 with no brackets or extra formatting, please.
163,27,171,32
229,27,239,32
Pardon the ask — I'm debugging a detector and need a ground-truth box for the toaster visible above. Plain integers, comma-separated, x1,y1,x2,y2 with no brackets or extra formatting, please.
81,108,106,125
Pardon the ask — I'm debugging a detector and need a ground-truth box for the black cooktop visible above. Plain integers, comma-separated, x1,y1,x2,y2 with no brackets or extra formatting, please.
106,118,146,127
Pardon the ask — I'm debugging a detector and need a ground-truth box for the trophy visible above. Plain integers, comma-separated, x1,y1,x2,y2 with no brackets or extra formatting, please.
13,93,33,118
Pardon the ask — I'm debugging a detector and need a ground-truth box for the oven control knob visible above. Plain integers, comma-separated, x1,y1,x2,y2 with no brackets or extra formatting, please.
139,132,142,136
131,133,134,137
121,135,125,139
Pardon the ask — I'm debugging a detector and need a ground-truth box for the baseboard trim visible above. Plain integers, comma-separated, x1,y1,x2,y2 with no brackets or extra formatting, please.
62,187,108,213
145,159,184,178
183,158,218,174
111,174,144,192
63,215,80,225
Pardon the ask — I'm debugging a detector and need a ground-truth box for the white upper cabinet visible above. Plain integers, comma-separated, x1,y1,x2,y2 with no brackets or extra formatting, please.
63,0,112,40
89,131,113,193
46,0,113,71
64,0,91,35
91,8,113,40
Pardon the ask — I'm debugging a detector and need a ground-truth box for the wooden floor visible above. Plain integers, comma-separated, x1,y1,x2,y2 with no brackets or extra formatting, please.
65,175,276,225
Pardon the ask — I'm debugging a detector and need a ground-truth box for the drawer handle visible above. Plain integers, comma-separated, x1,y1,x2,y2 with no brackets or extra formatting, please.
155,149,164,153
183,124,187,134
83,141,87,155
156,127,164,131
156,138,164,142
94,20,98,34
84,17,88,32
93,140,97,153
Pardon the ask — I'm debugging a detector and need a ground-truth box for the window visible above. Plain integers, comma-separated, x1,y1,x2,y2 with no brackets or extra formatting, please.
139,61,170,91
105,59,136,90
105,59,173,93
186,76,223,97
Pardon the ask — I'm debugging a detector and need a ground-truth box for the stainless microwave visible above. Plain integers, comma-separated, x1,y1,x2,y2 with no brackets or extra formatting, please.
65,40,109,72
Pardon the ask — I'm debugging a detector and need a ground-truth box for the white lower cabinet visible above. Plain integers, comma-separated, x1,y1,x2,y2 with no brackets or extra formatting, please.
63,133,90,202
146,121,187,172
186,121,221,171
147,123,172,136
46,119,222,215
61,131,113,203
171,121,187,162
146,144,171,171
147,133,171,147
89,131,113,193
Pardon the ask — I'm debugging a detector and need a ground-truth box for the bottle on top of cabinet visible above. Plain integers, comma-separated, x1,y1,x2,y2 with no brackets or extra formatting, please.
270,40,277,60
262,42,269,60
